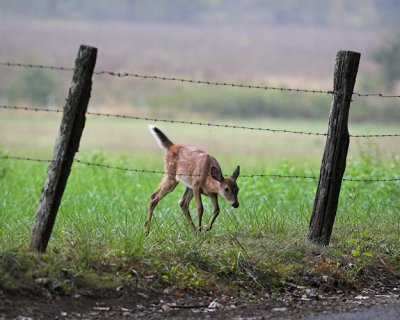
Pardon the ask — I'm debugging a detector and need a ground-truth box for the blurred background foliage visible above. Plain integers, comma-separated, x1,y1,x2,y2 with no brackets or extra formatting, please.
1,0,399,27
0,0,399,122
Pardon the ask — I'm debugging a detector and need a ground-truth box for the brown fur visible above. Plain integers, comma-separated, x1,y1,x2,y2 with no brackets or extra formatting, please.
145,126,240,233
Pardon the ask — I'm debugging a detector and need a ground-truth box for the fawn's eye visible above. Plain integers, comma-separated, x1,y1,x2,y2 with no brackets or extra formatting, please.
224,187,230,193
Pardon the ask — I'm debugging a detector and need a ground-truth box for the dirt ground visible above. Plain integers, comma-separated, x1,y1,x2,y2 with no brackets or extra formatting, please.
1,279,399,320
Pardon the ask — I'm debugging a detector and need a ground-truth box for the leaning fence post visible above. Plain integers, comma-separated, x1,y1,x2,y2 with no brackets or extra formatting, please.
309,50,360,246
28,45,97,252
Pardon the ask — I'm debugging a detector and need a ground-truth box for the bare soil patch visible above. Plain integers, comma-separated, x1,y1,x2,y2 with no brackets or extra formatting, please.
2,271,399,319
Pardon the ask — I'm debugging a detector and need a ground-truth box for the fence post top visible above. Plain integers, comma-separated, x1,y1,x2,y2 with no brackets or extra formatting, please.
79,44,98,50
337,50,360,54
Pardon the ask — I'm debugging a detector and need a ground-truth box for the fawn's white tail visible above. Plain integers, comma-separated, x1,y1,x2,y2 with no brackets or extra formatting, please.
148,125,173,150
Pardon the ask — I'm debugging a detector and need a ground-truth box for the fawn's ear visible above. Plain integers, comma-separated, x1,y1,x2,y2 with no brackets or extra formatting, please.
211,167,224,183
231,166,240,181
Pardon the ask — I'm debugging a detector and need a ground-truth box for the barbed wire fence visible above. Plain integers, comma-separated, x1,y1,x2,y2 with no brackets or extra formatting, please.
1,103,399,183
1,47,399,251
0,61,399,182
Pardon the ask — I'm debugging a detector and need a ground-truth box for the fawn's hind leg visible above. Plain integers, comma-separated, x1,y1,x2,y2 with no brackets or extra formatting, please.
145,175,178,233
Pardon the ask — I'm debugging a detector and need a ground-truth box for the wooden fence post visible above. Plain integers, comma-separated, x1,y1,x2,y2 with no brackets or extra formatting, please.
309,50,360,246
28,45,97,252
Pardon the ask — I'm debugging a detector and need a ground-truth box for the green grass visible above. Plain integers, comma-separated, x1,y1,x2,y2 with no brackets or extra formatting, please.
1,144,399,295
0,113,399,295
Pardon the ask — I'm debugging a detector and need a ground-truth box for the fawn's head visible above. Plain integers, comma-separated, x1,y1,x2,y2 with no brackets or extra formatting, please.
211,166,240,208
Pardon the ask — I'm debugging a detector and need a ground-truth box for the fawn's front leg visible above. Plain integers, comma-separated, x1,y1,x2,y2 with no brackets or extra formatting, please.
179,187,197,232
192,187,204,231
205,193,220,231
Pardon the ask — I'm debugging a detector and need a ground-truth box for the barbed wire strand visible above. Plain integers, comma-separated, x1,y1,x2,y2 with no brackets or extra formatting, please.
352,92,400,98
1,105,64,114
2,105,399,138
0,62,74,72
1,155,399,183
0,61,334,95
95,70,336,95
2,61,400,98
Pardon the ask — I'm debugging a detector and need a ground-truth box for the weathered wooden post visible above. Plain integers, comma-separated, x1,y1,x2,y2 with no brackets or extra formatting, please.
309,50,360,246
29,45,97,252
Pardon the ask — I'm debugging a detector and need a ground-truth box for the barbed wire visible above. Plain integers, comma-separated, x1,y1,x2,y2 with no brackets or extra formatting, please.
1,105,64,114
352,92,400,98
2,61,400,98
1,155,399,183
0,62,74,72
86,110,329,136
0,61,334,95
95,70,336,95
2,105,400,138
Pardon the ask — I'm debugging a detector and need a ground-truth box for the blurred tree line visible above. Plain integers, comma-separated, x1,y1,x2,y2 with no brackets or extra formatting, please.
0,0,399,27
7,69,59,106
372,32,400,91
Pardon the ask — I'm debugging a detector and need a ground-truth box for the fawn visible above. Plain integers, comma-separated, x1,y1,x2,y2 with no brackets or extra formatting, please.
145,125,240,233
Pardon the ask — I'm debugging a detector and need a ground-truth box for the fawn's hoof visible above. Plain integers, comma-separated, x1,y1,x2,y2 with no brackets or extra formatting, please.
200,224,212,231
144,223,150,236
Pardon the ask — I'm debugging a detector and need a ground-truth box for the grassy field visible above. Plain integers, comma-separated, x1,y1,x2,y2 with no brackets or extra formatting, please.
0,111,399,295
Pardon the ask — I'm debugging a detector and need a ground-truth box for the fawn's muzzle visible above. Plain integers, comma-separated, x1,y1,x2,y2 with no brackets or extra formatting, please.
232,202,239,208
